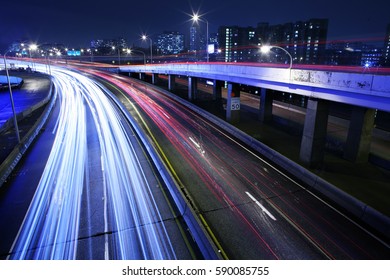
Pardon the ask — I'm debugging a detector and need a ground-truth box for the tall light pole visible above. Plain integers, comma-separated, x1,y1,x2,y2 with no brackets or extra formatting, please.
142,35,153,64
3,50,21,143
192,13,209,62
112,46,121,65
128,49,146,65
29,44,38,71
260,45,293,69
260,45,293,80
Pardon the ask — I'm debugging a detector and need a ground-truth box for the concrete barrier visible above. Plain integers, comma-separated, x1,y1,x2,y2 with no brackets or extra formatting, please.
0,81,55,187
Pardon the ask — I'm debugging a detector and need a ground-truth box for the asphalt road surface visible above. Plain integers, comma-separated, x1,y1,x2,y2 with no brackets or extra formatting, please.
88,69,389,260
0,65,197,260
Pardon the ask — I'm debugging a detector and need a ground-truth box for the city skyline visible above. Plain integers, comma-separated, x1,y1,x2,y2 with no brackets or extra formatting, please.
1,0,389,51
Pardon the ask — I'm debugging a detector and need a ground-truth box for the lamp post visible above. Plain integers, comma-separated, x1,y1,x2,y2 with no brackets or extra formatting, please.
192,13,209,62
260,45,293,69
261,45,293,80
29,44,38,71
3,50,21,143
112,46,121,65
142,35,153,64
128,49,146,65
56,51,61,63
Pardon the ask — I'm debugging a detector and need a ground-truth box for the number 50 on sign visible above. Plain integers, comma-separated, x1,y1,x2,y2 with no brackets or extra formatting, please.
231,98,240,110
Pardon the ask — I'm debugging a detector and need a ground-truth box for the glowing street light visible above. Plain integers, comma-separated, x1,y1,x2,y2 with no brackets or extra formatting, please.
112,46,121,65
260,45,293,70
29,44,38,51
127,49,146,65
192,13,209,62
142,35,153,64
29,44,38,71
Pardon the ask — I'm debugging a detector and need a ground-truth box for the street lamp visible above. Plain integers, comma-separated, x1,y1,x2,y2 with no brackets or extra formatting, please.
260,45,293,70
29,44,38,71
128,49,146,65
2,50,21,143
192,13,209,62
112,46,121,65
142,35,153,64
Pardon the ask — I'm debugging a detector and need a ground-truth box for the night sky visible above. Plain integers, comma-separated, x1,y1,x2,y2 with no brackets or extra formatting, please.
1,0,389,51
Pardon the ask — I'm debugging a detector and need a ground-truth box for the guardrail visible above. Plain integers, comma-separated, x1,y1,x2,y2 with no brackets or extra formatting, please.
0,81,56,187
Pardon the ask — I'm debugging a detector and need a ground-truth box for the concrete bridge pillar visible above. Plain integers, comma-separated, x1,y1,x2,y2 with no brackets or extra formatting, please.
259,88,273,123
343,107,375,162
226,82,240,124
299,98,329,167
152,73,158,85
168,75,176,91
212,80,223,100
188,76,198,101
139,73,145,81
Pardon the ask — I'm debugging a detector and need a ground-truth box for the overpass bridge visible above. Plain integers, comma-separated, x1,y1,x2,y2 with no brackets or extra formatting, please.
119,62,390,167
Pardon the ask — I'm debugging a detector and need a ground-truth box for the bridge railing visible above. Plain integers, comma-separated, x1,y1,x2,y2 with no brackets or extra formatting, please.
119,62,390,112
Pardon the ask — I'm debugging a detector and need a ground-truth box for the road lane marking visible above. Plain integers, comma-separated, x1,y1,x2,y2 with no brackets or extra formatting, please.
245,192,277,221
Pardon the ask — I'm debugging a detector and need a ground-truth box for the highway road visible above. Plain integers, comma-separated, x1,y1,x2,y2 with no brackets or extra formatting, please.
0,65,197,260
85,68,389,259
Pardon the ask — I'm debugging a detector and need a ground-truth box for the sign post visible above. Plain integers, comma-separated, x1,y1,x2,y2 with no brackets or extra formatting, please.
226,83,240,123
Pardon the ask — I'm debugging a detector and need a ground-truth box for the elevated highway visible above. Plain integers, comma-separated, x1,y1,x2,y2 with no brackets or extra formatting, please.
119,62,390,167
119,63,390,112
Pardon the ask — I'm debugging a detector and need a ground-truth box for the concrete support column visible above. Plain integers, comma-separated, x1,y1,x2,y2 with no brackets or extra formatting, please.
139,73,145,80
168,74,176,91
226,82,240,124
343,107,375,162
259,88,273,123
151,73,157,85
212,80,223,100
188,76,198,101
299,98,329,167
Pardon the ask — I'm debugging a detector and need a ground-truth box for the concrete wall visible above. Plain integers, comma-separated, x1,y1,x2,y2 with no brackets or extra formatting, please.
119,63,390,112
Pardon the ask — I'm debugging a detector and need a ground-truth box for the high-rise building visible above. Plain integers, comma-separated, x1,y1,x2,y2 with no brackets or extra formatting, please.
218,18,328,64
383,23,390,66
156,31,184,55
257,18,328,65
218,26,258,62
327,41,383,66
189,26,201,52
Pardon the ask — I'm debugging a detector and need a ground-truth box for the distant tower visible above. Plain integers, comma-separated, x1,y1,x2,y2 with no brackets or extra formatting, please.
383,23,390,66
189,26,201,52
255,18,328,64
218,26,257,62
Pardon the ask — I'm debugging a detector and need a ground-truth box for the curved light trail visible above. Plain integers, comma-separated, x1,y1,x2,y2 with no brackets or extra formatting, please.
8,66,177,260
86,69,389,260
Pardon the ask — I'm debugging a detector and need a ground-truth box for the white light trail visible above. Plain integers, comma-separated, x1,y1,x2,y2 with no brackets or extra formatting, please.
246,192,277,221
9,65,176,260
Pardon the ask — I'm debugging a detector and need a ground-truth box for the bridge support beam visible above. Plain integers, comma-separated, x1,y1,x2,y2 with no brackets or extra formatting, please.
188,76,198,101
168,75,176,91
152,73,158,85
259,88,273,123
212,80,223,100
343,107,375,162
139,73,145,81
226,82,240,124
299,98,329,167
